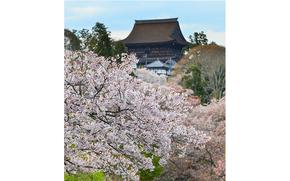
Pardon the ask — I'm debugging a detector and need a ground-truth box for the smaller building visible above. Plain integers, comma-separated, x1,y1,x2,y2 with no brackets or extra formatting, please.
145,60,170,75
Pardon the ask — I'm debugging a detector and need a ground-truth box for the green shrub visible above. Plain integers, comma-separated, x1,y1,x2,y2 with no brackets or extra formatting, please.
181,64,210,104
64,171,105,181
64,154,164,181
139,153,164,181
181,62,225,104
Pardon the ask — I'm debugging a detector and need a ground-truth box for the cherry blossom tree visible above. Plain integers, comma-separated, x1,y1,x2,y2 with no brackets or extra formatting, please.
64,51,209,180
159,98,225,181
135,68,167,85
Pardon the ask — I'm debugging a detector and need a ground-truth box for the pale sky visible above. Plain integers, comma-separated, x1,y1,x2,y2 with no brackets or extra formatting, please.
65,0,225,46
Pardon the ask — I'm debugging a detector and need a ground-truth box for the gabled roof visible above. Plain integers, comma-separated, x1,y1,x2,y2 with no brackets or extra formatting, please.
145,60,169,69
122,18,188,45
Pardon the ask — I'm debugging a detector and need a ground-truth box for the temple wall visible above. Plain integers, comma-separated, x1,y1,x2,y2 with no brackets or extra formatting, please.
127,44,183,65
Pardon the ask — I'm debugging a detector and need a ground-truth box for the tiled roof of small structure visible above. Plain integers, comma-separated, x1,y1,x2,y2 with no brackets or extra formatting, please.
145,60,169,68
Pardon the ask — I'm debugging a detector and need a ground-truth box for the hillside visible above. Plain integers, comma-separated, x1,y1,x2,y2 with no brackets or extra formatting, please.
170,44,225,85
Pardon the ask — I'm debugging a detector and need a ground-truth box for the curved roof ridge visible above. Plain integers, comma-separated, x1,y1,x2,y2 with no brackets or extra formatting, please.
135,18,178,24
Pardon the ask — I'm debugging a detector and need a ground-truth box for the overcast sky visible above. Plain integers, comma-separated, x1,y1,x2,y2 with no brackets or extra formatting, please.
64,0,225,46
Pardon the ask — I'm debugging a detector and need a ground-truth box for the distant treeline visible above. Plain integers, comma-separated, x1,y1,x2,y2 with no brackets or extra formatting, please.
64,22,126,58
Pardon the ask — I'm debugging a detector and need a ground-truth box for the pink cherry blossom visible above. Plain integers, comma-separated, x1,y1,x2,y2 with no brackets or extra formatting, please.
64,51,209,180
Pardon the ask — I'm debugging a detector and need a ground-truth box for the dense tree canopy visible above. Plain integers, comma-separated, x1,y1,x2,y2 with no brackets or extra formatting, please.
88,22,113,57
160,98,225,181
176,45,225,104
71,22,127,58
64,51,209,180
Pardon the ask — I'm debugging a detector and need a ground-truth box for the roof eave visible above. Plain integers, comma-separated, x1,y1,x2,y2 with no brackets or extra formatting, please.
123,40,189,46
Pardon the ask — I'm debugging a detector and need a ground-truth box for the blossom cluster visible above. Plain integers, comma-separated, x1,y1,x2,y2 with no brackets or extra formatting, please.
135,68,167,85
160,98,225,181
64,51,209,180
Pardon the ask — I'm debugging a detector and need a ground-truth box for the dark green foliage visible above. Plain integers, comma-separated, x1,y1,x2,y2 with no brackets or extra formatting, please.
112,41,127,63
64,171,105,181
181,64,210,104
192,31,208,45
74,22,127,59
183,31,208,54
77,28,92,51
64,29,81,51
75,23,113,57
139,153,164,181
181,63,225,104
88,22,113,57
113,41,126,56
179,44,225,104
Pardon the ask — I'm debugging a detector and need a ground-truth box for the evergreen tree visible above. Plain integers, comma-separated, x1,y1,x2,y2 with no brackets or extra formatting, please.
182,31,209,54
181,64,210,104
89,22,113,57
74,22,128,59
64,29,81,51
193,31,208,45
76,29,91,51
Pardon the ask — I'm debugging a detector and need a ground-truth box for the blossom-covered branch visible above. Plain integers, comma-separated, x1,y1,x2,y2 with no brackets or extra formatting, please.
64,51,209,180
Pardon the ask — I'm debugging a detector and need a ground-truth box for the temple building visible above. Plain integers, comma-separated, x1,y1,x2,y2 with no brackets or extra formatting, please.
122,18,189,70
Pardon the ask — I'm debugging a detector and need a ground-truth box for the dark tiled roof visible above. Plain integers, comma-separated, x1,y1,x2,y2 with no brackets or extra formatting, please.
135,18,178,24
122,18,188,45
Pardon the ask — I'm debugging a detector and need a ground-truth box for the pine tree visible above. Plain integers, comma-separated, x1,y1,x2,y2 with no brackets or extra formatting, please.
89,22,113,57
